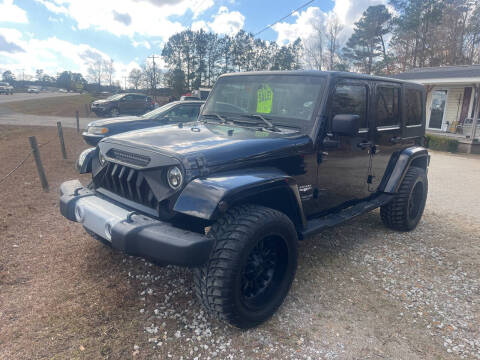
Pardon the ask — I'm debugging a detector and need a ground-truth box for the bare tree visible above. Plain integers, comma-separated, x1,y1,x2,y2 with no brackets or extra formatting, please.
303,23,325,70
128,68,143,90
326,16,343,70
103,59,115,87
87,58,103,87
142,56,162,96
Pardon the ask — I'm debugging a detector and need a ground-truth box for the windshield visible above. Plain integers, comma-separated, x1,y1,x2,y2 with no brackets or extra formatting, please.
106,94,124,101
141,102,177,118
203,74,325,127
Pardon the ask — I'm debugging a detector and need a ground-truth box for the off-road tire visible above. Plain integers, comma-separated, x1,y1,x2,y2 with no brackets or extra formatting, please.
381,167,428,231
193,204,298,329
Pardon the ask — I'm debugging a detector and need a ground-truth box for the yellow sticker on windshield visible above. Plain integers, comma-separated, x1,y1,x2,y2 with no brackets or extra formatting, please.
256,84,273,114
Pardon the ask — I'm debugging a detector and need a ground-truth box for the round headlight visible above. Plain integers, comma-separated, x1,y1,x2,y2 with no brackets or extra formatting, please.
99,151,107,166
167,166,183,189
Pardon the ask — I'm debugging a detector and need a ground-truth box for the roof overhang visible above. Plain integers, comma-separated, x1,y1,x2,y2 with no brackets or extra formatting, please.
407,77,480,85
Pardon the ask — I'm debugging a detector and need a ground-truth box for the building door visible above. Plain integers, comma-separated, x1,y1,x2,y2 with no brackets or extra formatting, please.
428,90,447,130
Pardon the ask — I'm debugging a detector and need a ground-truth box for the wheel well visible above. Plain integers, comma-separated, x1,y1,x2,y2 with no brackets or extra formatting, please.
230,186,304,230
410,156,428,170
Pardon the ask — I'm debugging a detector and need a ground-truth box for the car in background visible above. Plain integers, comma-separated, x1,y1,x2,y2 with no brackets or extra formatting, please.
180,95,201,101
191,87,211,100
83,100,204,146
0,82,14,95
27,86,40,93
91,93,154,117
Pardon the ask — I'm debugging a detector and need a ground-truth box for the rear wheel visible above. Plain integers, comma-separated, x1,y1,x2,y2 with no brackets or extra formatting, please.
194,204,298,329
381,167,428,231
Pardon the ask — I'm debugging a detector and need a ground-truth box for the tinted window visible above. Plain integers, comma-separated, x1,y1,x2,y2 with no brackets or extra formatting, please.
123,94,133,101
376,86,400,127
405,89,422,126
331,84,368,128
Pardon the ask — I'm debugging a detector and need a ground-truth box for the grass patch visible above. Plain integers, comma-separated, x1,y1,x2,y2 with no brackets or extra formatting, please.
2,94,97,117
425,133,459,153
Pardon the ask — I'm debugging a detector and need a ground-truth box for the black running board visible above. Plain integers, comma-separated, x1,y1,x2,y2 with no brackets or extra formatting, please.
301,193,394,238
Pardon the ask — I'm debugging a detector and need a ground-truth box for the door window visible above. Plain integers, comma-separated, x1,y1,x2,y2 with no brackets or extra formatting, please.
331,83,368,129
405,89,423,126
376,86,400,127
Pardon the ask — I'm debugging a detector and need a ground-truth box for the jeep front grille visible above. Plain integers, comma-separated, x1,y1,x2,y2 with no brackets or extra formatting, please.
99,162,158,210
106,148,150,167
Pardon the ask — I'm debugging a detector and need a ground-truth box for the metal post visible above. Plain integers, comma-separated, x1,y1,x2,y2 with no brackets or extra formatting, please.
75,110,80,133
29,136,49,192
57,122,67,159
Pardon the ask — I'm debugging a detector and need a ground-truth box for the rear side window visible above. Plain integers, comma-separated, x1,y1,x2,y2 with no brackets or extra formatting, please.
376,86,400,127
331,84,368,129
405,89,423,126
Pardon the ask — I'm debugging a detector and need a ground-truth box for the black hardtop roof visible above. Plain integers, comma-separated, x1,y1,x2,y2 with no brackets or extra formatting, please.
219,70,423,89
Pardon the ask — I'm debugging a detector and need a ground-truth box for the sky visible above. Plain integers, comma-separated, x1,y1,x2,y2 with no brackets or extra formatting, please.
0,0,386,83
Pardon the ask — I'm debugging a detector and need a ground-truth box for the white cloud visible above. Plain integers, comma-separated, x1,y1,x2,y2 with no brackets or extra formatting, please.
191,20,209,32
272,0,388,45
0,0,28,23
208,6,244,35
131,39,151,49
33,0,217,39
0,27,140,82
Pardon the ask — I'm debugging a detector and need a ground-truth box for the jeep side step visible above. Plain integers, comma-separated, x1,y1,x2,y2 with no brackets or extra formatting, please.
301,193,394,238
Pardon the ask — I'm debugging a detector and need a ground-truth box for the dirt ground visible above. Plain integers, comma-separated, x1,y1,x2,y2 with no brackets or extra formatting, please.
0,125,479,359
1,94,97,118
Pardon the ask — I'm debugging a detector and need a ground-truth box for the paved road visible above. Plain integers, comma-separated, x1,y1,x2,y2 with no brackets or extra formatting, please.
0,106,91,129
0,92,76,104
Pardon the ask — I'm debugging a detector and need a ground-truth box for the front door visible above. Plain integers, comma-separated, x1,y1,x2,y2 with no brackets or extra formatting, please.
428,90,447,130
315,80,372,212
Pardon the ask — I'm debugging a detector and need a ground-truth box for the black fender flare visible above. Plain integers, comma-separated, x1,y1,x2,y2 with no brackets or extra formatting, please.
173,167,306,228
76,147,96,174
379,146,429,193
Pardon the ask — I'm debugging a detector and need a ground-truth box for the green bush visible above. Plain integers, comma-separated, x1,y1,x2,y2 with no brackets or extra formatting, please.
425,134,459,153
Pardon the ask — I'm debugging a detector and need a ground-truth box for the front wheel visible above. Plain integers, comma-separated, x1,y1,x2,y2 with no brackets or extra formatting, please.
110,108,120,117
194,204,298,329
381,167,428,231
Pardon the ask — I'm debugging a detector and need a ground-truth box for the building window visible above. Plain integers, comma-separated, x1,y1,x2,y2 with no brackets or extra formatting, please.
376,86,400,127
405,89,422,126
331,84,368,129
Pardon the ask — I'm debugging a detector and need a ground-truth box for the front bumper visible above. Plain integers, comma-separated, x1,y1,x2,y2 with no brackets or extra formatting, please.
59,180,213,267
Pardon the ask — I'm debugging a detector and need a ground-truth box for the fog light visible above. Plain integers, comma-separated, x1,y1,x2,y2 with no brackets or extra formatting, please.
75,205,85,222
105,222,113,240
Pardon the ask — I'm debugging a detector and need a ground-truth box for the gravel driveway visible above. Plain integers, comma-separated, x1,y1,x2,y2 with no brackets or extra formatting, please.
0,126,479,359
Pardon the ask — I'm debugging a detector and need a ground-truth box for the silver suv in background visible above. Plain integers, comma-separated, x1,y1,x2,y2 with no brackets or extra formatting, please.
0,82,14,95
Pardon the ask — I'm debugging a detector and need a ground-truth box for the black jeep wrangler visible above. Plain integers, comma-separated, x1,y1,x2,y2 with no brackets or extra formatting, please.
60,71,429,329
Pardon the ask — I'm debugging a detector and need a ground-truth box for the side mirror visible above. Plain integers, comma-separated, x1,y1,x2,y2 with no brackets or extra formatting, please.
332,114,360,136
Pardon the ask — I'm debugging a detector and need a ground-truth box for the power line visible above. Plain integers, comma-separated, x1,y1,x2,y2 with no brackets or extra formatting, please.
253,0,316,37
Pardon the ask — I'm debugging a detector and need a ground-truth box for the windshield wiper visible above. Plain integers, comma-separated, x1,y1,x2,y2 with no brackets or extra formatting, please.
202,113,228,124
239,114,280,132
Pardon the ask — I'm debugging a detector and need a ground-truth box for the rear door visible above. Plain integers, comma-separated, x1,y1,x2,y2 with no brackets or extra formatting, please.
370,82,408,191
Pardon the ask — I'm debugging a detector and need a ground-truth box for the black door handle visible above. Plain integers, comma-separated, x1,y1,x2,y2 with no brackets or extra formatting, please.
357,140,373,149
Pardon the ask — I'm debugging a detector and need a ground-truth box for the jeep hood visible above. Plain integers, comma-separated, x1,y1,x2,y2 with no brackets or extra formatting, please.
102,123,311,168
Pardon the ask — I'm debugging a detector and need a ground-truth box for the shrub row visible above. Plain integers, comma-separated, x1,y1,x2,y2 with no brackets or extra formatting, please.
425,134,459,153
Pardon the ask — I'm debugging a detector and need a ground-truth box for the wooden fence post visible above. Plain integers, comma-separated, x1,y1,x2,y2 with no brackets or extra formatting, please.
29,136,49,192
57,122,67,159
76,110,80,133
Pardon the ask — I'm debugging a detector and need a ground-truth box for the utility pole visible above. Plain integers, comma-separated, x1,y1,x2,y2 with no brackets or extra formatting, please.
122,76,127,91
